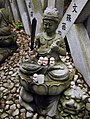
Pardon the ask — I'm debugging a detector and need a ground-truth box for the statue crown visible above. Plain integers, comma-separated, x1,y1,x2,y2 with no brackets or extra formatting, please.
43,7,59,22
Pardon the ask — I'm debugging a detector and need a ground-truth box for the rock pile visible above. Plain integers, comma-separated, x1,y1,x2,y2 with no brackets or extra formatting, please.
0,29,90,119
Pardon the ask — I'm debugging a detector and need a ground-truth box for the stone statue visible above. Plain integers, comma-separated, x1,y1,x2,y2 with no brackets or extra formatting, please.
0,0,17,63
18,7,73,118
58,81,88,119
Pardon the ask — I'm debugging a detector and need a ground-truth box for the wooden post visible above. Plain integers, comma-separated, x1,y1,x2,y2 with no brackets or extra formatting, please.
16,0,31,35
30,0,43,33
24,0,34,24
9,0,20,21
67,24,90,86
57,0,88,38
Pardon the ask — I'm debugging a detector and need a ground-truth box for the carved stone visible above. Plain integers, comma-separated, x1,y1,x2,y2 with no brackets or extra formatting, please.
18,7,74,118
0,0,17,64
58,81,88,119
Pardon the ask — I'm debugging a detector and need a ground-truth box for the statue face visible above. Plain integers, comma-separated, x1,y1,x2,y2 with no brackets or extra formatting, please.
70,81,76,89
43,57,48,66
38,57,44,65
50,57,55,66
33,73,38,82
43,19,58,33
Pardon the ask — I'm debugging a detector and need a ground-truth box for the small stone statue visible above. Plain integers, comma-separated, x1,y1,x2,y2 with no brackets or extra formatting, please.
19,7,73,118
0,0,17,63
58,81,88,119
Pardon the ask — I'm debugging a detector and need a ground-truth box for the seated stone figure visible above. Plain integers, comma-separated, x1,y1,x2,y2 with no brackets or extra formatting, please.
20,7,69,81
19,7,73,118
0,0,17,63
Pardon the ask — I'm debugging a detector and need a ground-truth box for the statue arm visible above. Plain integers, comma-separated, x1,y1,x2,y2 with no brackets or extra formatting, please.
58,39,66,56
0,9,11,36
0,36,15,46
0,26,11,35
34,33,41,51
50,38,66,56
2,8,13,25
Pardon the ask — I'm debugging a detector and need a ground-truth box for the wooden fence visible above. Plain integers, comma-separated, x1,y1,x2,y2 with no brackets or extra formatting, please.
6,0,64,35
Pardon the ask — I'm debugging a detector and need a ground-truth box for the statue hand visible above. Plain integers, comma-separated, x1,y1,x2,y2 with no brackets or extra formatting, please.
50,39,60,48
51,45,59,52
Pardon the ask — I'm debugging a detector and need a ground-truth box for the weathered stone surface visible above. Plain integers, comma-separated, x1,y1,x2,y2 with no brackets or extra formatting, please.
67,24,90,87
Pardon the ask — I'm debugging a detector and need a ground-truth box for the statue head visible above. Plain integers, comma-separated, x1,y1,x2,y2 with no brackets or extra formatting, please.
0,0,5,8
43,7,59,33
43,7,60,23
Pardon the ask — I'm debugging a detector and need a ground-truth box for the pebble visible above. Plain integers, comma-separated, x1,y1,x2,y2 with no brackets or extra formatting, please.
66,55,70,60
78,84,83,88
17,104,21,109
11,87,16,93
1,87,5,91
86,103,90,111
3,83,9,88
76,79,82,84
10,104,16,110
88,91,90,95
68,64,73,69
39,116,45,119
9,82,14,89
5,105,10,110
6,110,13,115
3,95,7,99
26,111,33,118
0,109,3,113
20,108,26,113
1,113,8,118
9,71,13,75
12,109,19,116
32,113,38,119
3,89,8,93
6,101,13,105
9,116,14,119
46,117,52,119
20,112,26,118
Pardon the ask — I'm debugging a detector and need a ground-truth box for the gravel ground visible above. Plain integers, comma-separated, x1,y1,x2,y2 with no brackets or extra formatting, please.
0,29,90,119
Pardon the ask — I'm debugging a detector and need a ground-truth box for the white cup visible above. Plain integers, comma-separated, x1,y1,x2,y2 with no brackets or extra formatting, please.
37,74,44,84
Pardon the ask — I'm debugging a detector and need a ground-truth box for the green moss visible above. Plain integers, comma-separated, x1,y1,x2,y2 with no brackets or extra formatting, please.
14,21,24,30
